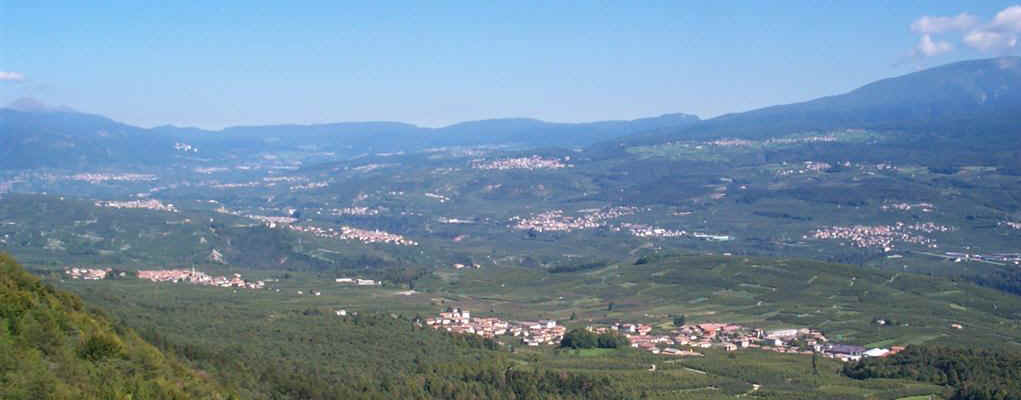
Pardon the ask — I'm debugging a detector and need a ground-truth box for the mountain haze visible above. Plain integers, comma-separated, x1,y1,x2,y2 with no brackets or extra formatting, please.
0,101,698,169
3,57,1018,170
0,107,178,169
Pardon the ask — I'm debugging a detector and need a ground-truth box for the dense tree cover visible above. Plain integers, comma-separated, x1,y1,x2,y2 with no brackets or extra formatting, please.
140,314,626,399
969,269,1021,296
549,261,608,274
843,345,1021,400
2,252,631,399
0,253,230,399
559,329,629,350
71,281,626,399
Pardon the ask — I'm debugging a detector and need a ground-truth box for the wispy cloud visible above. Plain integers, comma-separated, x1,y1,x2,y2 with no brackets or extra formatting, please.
964,30,1017,51
0,71,25,82
962,5,1021,52
907,12,975,59
916,34,953,56
910,13,978,34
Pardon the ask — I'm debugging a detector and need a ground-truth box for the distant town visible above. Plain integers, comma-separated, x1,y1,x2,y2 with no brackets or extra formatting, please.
424,307,907,362
809,222,954,251
70,172,158,184
95,199,178,213
618,223,732,241
472,155,570,171
424,308,566,346
510,207,638,232
507,207,732,241
289,224,418,246
137,268,266,289
64,266,266,289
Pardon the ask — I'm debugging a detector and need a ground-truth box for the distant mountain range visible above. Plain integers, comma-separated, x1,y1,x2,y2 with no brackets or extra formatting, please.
0,100,698,169
2,56,1019,170
624,56,1021,146
1,103,179,169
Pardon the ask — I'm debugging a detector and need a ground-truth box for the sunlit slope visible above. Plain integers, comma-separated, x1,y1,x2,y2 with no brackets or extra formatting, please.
0,253,231,399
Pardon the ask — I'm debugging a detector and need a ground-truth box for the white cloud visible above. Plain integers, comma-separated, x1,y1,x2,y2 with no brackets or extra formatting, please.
911,13,978,34
916,34,954,56
907,6,1021,57
964,30,1017,51
960,5,1021,52
0,71,25,81
991,5,1021,32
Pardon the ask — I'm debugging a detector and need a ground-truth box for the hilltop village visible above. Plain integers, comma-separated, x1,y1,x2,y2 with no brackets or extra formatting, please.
425,308,903,362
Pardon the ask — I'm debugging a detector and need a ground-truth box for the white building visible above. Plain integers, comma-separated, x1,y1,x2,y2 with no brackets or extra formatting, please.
766,329,800,339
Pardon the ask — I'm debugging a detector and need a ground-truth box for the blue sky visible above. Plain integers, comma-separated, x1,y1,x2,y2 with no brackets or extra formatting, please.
1,1,1019,129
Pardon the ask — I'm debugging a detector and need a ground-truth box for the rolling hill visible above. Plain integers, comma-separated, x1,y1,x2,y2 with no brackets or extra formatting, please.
0,193,331,270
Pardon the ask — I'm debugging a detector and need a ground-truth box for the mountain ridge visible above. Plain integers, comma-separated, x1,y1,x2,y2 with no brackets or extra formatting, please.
623,56,1021,145
3,56,1019,170
5,97,698,138
0,102,700,168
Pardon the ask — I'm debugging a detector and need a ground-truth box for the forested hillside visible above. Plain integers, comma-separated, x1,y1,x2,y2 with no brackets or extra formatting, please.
88,289,626,399
843,345,1021,400
0,253,230,399
3,253,629,399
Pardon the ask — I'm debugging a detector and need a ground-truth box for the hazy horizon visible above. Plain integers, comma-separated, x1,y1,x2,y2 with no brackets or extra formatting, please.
2,2,1019,129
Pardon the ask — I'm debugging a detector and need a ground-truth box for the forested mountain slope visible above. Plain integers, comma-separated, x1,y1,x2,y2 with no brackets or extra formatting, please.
0,253,230,399
625,57,1021,145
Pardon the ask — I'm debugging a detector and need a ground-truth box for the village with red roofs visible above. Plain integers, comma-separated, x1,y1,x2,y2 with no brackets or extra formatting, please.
423,307,905,362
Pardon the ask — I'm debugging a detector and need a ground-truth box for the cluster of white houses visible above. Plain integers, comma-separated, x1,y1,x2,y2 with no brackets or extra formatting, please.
94,199,178,213
424,308,567,346
335,277,381,286
427,308,898,362
289,224,419,246
472,156,569,171
137,268,266,289
601,322,898,362
65,267,114,280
